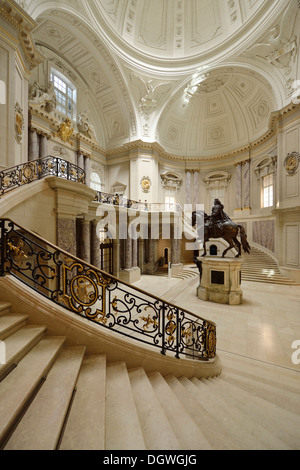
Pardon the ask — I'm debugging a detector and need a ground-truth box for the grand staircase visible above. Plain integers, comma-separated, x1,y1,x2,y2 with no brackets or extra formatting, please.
0,300,299,451
241,246,299,285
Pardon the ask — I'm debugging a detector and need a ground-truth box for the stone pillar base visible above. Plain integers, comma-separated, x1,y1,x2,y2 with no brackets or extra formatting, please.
170,263,183,276
119,267,141,284
196,257,243,305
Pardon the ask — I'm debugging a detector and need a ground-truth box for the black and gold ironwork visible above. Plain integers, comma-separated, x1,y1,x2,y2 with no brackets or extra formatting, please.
0,156,85,196
0,218,216,361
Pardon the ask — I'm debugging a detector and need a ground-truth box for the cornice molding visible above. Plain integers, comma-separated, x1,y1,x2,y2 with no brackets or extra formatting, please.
0,0,44,69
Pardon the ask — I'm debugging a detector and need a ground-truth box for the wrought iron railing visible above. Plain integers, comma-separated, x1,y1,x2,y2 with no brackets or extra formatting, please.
0,218,216,361
0,156,85,196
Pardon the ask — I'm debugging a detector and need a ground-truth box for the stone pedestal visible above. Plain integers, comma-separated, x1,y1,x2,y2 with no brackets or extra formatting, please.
119,267,141,284
197,257,243,305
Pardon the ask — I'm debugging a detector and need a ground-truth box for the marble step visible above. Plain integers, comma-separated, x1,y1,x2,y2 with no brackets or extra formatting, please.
164,374,242,450
0,314,29,340
105,362,146,450
147,371,212,450
0,336,66,448
0,325,47,380
185,376,272,450
4,345,86,450
220,370,300,415
59,355,107,450
220,353,300,393
0,303,12,317
129,367,180,450
203,376,299,449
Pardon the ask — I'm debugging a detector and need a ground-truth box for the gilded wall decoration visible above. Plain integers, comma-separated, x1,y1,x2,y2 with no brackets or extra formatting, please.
15,102,24,144
140,176,151,193
54,118,74,145
284,152,300,175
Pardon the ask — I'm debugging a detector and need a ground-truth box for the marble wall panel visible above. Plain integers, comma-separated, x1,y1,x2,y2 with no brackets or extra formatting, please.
252,220,275,252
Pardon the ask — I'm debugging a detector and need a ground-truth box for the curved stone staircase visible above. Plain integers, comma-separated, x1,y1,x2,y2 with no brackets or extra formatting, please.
0,300,299,450
241,246,299,285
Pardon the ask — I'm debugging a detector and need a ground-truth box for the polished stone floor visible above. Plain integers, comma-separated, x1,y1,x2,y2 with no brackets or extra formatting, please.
134,265,300,372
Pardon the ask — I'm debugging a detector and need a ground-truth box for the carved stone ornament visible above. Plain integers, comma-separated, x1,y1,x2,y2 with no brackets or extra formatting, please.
15,102,24,144
54,118,74,145
140,176,151,193
77,109,96,140
29,81,56,113
284,151,300,175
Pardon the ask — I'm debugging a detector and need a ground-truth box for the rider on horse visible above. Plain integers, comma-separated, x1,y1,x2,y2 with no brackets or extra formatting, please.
206,198,231,237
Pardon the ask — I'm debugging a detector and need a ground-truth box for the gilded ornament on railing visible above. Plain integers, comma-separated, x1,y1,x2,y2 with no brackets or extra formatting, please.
165,312,177,343
141,313,158,331
7,240,27,259
54,118,74,145
205,322,216,358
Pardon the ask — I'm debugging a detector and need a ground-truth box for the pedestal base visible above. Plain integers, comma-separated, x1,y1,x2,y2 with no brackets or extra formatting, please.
119,267,141,284
197,257,243,305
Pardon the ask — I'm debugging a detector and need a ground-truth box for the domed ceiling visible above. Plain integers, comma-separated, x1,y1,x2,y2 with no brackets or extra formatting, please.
19,0,299,158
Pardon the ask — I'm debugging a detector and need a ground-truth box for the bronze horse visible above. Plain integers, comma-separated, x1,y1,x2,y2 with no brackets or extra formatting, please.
192,211,250,258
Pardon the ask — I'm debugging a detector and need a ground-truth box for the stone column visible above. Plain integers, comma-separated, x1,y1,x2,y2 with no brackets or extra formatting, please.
39,134,48,159
91,219,100,268
243,159,250,210
77,152,84,170
132,238,138,268
185,170,192,205
57,218,77,256
193,170,199,209
28,130,39,161
124,236,132,270
78,218,91,264
235,162,242,210
84,155,90,186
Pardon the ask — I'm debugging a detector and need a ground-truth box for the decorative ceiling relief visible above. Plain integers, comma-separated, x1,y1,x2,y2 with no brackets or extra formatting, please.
243,1,298,79
190,0,222,46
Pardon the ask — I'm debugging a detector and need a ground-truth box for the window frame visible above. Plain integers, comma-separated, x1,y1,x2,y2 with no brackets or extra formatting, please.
50,68,77,121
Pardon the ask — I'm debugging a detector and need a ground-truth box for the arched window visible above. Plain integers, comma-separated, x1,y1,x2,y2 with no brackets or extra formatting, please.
90,172,102,191
50,68,76,120
254,156,277,209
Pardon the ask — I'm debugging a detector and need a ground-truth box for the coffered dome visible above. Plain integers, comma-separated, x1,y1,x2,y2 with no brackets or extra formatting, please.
86,0,283,68
156,66,277,158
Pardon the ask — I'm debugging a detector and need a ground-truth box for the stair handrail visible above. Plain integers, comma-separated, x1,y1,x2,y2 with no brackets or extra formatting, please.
0,218,216,361
0,156,86,196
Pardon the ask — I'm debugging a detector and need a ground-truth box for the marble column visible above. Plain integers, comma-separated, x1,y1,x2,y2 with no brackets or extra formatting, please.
235,162,242,210
78,218,91,264
171,225,181,265
77,152,84,170
28,130,39,161
124,236,132,270
84,155,90,186
39,134,48,159
243,160,250,209
91,219,100,268
193,170,199,209
132,238,138,268
185,170,192,204
57,218,77,256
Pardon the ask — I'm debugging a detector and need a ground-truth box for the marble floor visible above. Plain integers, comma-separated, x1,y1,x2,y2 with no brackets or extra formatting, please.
134,265,300,372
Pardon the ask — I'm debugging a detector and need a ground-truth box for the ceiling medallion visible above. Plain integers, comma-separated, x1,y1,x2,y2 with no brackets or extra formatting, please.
140,176,151,193
284,151,300,175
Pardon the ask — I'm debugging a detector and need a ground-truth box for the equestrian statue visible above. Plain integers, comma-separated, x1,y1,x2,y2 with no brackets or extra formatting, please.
192,199,250,258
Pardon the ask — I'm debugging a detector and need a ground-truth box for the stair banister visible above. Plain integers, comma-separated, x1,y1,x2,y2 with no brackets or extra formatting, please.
0,218,216,362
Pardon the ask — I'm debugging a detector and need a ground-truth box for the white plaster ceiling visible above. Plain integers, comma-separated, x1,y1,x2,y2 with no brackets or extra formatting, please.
17,0,300,158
